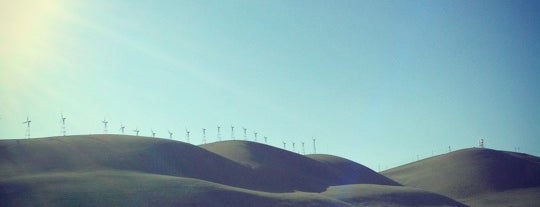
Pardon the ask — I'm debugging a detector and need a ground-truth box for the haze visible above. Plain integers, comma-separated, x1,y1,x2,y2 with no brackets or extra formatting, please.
1,0,539,170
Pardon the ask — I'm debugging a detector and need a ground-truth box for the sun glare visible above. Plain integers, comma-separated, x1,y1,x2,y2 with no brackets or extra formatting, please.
0,0,65,62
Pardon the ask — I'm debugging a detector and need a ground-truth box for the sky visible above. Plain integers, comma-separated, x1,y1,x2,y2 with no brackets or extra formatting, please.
1,0,539,170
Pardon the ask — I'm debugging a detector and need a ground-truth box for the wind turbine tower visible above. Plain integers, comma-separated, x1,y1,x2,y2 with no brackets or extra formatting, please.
292,142,296,153
60,114,67,136
283,141,286,150
231,126,235,140
120,124,125,134
202,128,207,144
133,128,140,136
22,116,31,139
151,129,156,138
168,130,173,139
185,129,191,143
217,126,221,141
302,142,305,154
243,127,247,140
264,136,268,144
479,138,484,148
254,132,258,142
102,119,109,133
312,138,317,154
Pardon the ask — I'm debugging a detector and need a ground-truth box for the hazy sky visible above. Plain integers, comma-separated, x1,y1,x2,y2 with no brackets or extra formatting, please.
1,0,539,170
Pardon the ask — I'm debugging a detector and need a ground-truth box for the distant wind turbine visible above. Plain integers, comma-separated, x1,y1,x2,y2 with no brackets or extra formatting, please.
120,124,125,134
102,118,109,133
217,126,221,141
60,114,67,136
185,128,191,143
202,128,207,144
231,126,235,140
312,138,316,154
22,116,31,138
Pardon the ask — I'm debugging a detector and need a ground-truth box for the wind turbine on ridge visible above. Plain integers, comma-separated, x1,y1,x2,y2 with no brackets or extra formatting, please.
22,116,31,139
185,128,191,143
60,114,67,136
102,118,109,133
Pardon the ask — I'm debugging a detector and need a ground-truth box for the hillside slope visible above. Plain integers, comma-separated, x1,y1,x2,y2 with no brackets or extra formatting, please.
307,154,399,186
0,135,258,190
0,135,468,207
382,148,540,198
201,141,398,192
0,170,467,207
0,170,351,207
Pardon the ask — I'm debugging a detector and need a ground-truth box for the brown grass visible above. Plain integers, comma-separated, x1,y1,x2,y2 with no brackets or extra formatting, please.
382,148,540,206
0,135,470,207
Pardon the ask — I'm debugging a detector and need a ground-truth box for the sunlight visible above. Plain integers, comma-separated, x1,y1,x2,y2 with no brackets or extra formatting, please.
0,0,65,59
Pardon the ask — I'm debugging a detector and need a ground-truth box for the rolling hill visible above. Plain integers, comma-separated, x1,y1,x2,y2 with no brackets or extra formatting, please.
382,148,540,207
201,141,399,192
0,135,467,207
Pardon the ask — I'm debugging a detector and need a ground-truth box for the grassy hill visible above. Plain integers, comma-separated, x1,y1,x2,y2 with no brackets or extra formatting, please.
0,135,468,207
382,148,540,207
201,141,398,192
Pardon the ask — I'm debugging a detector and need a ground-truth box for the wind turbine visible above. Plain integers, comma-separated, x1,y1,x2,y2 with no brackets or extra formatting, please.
168,130,173,139
120,124,125,134
312,138,317,154
264,136,268,144
282,141,286,150
479,138,485,148
231,126,235,140
60,114,67,136
217,126,221,141
243,127,247,140
301,142,305,154
133,128,140,136
102,118,108,133
202,128,207,144
151,129,156,138
185,128,191,143
292,142,296,153
254,132,258,142
22,116,31,139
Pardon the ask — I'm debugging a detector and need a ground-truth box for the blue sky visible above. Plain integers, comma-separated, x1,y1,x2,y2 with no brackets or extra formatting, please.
1,0,539,170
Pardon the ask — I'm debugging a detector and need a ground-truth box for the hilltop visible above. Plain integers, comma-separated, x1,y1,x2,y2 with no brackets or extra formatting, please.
382,148,540,207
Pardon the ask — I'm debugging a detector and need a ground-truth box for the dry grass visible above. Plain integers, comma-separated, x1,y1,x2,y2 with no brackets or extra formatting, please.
382,148,540,206
0,135,471,207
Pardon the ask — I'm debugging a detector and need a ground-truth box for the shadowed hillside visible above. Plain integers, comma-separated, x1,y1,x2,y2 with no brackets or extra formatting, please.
0,170,351,207
201,141,398,192
0,135,468,207
322,184,467,207
307,154,399,186
0,135,257,190
382,148,540,207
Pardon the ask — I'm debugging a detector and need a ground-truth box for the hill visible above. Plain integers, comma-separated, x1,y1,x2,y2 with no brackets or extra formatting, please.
307,154,399,186
0,135,257,190
0,135,467,207
322,184,467,207
382,148,540,206
201,141,398,192
0,170,351,207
